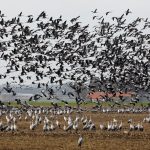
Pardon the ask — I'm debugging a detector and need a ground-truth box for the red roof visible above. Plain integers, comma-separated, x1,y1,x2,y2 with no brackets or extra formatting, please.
87,91,134,100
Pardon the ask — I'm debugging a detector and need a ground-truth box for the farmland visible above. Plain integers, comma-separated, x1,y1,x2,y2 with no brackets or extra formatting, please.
1,103,150,150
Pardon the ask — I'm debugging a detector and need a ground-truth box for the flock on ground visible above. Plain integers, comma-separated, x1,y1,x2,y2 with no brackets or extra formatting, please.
1,106,150,147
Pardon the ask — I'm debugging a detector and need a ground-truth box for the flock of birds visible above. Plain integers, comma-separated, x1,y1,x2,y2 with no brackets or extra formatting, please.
0,9,149,105
0,9,150,148
1,106,150,147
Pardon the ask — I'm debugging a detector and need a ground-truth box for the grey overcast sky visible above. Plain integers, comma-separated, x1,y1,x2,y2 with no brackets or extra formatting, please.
1,0,150,23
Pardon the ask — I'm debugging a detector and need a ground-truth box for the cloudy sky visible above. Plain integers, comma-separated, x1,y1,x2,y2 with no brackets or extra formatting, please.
1,0,149,23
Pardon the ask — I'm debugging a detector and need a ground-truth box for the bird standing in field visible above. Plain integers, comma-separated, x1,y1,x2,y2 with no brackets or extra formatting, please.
78,134,83,148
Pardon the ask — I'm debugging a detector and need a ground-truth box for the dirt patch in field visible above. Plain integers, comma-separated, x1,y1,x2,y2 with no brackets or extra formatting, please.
0,111,150,150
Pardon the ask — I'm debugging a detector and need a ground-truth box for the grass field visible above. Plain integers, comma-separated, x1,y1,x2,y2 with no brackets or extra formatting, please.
1,107,150,150
3,100,150,107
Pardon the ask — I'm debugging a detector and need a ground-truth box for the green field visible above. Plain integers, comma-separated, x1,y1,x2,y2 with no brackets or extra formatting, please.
2,100,150,108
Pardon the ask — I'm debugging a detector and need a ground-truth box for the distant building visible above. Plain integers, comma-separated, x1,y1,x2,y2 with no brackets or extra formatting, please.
87,91,134,101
